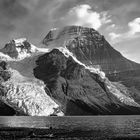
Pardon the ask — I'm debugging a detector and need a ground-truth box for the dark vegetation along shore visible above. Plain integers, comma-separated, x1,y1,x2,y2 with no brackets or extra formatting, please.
0,116,140,140
0,127,140,140
1,126,140,140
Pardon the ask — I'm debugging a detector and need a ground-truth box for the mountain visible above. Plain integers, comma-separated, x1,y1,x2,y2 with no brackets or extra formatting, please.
43,26,140,74
33,48,140,115
0,26,140,116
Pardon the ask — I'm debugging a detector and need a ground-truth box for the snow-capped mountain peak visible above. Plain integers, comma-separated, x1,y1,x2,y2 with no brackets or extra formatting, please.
0,38,40,61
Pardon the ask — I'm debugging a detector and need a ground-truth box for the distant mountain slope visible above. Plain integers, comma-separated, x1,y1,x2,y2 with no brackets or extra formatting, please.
43,26,140,74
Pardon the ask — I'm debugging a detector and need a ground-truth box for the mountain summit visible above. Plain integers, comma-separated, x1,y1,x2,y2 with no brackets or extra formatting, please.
43,26,140,74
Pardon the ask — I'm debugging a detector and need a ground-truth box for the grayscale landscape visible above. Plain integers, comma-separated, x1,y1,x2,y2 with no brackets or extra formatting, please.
0,0,140,139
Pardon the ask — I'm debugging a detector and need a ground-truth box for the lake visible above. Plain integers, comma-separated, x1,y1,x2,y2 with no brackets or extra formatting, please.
0,116,140,139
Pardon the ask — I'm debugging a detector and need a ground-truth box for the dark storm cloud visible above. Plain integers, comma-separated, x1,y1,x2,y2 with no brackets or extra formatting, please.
0,0,60,45
0,0,28,18
0,0,33,46
0,0,28,30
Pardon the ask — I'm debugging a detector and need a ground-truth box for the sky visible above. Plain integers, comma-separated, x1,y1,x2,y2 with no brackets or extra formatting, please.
0,0,140,63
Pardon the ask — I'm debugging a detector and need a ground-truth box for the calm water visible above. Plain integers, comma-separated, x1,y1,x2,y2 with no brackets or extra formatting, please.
0,116,140,139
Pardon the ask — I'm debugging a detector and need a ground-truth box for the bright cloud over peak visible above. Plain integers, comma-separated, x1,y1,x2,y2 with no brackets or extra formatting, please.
128,18,140,35
109,17,140,44
65,4,111,30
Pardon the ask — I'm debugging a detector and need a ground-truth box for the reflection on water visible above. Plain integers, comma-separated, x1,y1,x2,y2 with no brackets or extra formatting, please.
0,116,140,139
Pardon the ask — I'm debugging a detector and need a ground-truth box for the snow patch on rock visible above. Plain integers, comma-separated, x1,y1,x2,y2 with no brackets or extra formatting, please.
0,52,13,61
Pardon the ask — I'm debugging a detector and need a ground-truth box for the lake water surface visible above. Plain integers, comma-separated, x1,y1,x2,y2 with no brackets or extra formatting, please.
0,116,140,139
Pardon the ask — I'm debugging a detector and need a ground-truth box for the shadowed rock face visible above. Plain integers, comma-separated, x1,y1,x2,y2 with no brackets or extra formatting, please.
43,26,140,74
34,49,140,115
0,101,15,116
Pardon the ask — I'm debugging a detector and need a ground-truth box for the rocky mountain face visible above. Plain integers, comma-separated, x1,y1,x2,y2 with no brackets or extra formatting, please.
0,26,140,116
33,49,140,115
43,26,140,74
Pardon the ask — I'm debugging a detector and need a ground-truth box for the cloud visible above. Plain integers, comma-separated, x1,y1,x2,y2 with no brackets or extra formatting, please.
128,18,140,35
0,0,29,31
109,32,121,40
63,4,111,30
106,24,116,31
109,17,140,44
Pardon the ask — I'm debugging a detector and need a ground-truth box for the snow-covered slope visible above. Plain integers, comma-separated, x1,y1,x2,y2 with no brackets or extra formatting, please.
0,66,64,116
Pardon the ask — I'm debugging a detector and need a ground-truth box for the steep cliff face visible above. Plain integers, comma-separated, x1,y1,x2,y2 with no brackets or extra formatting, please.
33,49,140,115
43,26,140,74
